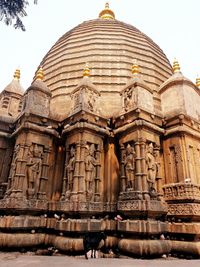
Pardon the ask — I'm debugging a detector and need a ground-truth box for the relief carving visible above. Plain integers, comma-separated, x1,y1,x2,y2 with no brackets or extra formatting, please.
85,143,97,200
146,143,157,196
6,144,20,195
124,87,136,112
26,144,43,198
65,146,76,198
86,90,96,112
124,144,136,190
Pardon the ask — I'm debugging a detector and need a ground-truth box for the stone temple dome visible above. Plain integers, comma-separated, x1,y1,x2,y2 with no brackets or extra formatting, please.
39,4,172,120
1,3,200,259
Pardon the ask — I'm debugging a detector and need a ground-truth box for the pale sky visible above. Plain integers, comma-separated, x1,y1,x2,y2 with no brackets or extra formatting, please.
0,0,200,91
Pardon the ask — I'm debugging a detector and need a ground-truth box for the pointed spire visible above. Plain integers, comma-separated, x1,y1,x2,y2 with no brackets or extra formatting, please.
36,67,44,81
196,76,200,89
99,2,115,20
13,69,20,81
83,63,90,77
173,58,181,73
132,61,139,76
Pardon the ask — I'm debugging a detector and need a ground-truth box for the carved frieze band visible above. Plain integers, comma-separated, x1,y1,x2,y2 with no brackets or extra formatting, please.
168,203,200,216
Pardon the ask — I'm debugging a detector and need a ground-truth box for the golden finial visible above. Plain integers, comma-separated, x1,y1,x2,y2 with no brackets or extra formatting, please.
36,67,44,81
13,69,20,81
196,76,200,89
99,2,115,20
83,63,90,77
132,62,139,75
173,58,181,73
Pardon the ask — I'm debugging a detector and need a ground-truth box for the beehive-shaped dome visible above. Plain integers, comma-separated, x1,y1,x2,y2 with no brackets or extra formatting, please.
39,5,173,119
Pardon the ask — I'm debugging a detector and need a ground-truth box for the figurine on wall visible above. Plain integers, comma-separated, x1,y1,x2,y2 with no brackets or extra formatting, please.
85,144,97,199
27,144,43,198
6,144,20,195
124,88,133,111
146,143,157,196
66,146,76,197
124,144,136,190
87,92,95,112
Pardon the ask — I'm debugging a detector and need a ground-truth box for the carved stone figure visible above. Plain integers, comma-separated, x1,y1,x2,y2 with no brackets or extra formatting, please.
87,92,95,112
146,143,157,195
66,146,75,196
124,144,136,190
85,144,97,198
27,144,42,198
6,144,20,195
124,88,133,111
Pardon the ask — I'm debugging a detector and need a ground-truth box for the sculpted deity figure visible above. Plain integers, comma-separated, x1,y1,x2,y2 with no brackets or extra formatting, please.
6,144,20,195
85,144,96,195
124,144,136,189
87,92,95,112
146,143,157,194
66,146,75,193
27,144,42,197
124,88,133,111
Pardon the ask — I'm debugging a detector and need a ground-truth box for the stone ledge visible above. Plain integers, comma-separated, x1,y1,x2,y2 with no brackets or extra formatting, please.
167,203,200,217
118,239,171,257
117,200,167,216
117,219,168,234
0,198,48,211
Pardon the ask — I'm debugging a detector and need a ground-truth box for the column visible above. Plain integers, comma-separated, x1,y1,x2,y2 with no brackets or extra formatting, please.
135,141,142,199
61,144,69,199
140,139,149,200
71,141,80,201
78,140,86,201
120,144,126,192
94,143,101,202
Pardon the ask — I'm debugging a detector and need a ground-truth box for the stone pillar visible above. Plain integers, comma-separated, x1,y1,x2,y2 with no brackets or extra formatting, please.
154,146,162,199
78,141,86,201
135,141,142,199
38,146,51,200
61,145,69,199
120,144,126,192
11,143,29,198
140,139,149,200
71,141,80,201
94,143,101,202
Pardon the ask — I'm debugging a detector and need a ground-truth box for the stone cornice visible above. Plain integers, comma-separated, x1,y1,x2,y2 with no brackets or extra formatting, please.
62,121,111,136
114,119,164,135
11,122,59,138
164,124,200,139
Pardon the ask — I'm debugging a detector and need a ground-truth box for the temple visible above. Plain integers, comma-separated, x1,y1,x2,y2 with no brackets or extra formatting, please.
0,3,200,258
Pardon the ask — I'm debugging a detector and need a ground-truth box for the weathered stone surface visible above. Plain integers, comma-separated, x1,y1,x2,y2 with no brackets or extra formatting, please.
0,4,200,259
118,239,171,257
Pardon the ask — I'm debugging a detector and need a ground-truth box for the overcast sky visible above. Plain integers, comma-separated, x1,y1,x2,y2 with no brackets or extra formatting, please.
0,0,199,91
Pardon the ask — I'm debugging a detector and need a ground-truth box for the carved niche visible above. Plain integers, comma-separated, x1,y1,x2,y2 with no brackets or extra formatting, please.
123,87,136,112
5,142,50,200
62,142,101,203
6,144,21,196
70,86,99,114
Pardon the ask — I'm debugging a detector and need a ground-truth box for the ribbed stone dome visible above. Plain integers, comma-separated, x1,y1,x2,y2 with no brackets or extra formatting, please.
41,19,172,94
39,17,173,119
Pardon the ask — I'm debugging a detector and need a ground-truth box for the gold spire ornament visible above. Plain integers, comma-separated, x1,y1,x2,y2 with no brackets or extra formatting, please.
196,76,200,89
132,62,139,75
99,2,115,20
13,69,20,81
173,58,181,73
36,67,44,81
83,63,90,77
